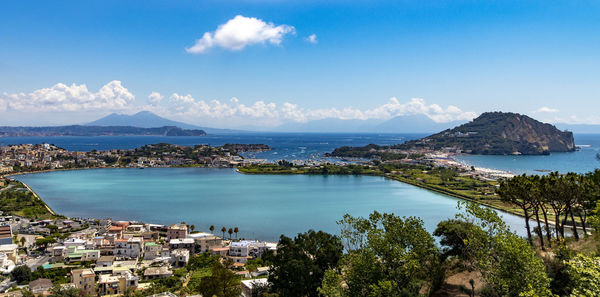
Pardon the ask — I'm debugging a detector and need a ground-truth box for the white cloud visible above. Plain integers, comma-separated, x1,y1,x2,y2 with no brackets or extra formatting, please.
186,15,295,54
156,95,476,126
535,106,559,113
0,81,477,127
0,81,134,112
305,34,318,44
148,92,164,105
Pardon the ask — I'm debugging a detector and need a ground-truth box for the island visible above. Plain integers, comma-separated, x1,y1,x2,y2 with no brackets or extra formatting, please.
0,125,207,137
401,111,576,155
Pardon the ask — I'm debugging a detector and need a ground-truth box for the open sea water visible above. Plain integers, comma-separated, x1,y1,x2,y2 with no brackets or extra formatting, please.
2,133,599,173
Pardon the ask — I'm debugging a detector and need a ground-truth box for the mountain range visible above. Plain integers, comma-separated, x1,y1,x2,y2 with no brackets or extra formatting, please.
85,111,600,134
90,112,466,134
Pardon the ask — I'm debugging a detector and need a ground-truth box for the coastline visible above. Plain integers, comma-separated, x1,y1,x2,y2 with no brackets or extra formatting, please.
19,180,57,216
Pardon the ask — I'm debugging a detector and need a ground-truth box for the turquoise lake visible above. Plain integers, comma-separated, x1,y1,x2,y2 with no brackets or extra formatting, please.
14,168,527,241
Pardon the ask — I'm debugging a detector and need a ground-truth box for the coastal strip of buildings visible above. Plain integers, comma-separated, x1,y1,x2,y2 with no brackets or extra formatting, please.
0,143,270,174
0,215,276,297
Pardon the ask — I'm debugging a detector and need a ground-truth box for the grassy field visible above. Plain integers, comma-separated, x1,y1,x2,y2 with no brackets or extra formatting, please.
0,179,56,219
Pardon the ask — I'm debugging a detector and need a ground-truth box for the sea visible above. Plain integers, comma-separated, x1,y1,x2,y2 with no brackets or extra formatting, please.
1,132,599,173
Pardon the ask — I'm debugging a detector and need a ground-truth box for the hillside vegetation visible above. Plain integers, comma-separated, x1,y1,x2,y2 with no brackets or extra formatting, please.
402,112,575,155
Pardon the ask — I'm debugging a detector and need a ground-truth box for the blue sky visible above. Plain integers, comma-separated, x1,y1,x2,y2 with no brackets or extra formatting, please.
1,0,599,127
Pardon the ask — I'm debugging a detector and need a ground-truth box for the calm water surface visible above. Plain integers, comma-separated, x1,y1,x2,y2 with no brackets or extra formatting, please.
14,168,526,241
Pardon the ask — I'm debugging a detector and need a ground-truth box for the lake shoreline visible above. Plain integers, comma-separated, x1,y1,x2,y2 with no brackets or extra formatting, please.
237,166,527,220
6,162,525,223
10,167,531,239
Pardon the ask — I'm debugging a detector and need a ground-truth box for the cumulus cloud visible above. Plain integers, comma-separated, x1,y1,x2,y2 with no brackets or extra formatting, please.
148,92,164,105
0,81,134,112
0,81,477,127
155,95,476,126
305,34,318,44
535,106,559,113
186,15,296,54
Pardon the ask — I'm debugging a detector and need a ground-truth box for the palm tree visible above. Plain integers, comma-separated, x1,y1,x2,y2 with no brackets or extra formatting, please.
221,227,226,239
190,225,195,232
228,228,233,240
234,227,239,239
19,237,26,247
209,225,215,233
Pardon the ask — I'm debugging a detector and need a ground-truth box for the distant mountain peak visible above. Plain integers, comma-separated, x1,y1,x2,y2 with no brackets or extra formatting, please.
87,111,199,129
86,111,244,134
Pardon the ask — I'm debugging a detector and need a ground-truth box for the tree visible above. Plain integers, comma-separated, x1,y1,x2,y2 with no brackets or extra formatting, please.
187,252,220,271
221,226,226,239
36,236,56,249
543,172,572,239
535,176,554,245
19,236,26,247
322,212,441,297
228,228,233,240
450,202,554,297
46,224,59,233
564,254,600,296
433,219,480,260
577,170,600,236
266,230,343,297
234,227,239,239
210,225,215,233
190,224,195,232
10,265,32,285
497,175,535,245
21,289,35,297
193,262,241,297
563,173,582,240
318,270,345,297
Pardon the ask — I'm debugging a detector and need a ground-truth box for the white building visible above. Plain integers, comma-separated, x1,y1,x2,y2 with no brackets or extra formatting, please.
229,240,277,259
170,249,190,268
144,242,162,260
187,233,223,253
0,253,15,274
241,278,270,297
169,238,194,252
63,238,87,249
114,238,143,259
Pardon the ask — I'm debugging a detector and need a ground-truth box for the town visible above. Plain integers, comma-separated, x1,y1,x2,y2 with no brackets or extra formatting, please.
0,212,275,297
0,143,271,174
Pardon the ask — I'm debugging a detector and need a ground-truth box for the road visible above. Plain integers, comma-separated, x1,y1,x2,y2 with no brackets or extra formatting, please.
25,255,50,271
0,279,16,293
0,184,14,192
